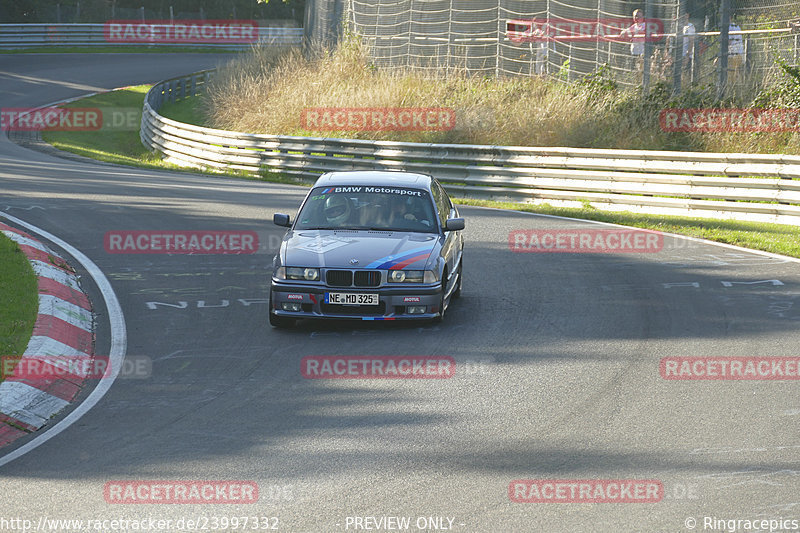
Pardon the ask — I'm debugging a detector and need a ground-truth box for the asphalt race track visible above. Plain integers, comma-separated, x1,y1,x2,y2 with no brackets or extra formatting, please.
1,54,799,533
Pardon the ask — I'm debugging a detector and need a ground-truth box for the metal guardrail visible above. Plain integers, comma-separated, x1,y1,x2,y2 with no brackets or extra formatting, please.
140,71,800,226
0,23,302,49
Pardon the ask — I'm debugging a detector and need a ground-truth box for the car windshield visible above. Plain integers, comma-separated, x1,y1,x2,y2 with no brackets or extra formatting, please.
294,186,438,232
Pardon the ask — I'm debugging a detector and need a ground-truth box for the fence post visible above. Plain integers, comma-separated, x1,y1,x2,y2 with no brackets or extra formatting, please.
529,42,534,76
447,0,453,69
717,0,730,100
596,0,603,68
671,0,684,94
496,2,502,77
568,42,573,81
642,0,653,91
374,0,381,65
407,0,413,68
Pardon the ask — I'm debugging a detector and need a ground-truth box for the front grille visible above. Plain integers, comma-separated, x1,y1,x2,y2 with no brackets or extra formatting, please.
321,302,386,316
354,270,381,287
326,270,353,287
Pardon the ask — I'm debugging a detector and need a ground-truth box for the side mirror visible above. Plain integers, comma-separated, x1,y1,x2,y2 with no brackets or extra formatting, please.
273,213,291,227
444,218,465,231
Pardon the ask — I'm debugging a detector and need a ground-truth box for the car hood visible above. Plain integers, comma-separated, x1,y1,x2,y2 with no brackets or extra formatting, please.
282,230,439,270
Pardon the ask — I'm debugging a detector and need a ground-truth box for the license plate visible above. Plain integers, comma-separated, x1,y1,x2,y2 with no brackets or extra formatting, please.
325,292,379,306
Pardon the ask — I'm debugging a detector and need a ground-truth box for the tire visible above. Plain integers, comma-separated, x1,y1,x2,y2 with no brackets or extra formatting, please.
269,290,295,328
432,268,448,324
453,260,462,299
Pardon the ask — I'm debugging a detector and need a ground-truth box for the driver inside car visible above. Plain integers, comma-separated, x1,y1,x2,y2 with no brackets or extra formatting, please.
323,195,352,226
387,195,417,226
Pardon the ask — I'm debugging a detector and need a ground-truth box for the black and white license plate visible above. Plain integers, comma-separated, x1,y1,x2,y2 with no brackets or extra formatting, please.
324,292,379,306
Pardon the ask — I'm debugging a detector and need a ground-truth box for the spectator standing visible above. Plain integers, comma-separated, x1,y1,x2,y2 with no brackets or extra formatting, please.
727,18,745,79
620,9,646,72
680,13,696,73
531,18,554,76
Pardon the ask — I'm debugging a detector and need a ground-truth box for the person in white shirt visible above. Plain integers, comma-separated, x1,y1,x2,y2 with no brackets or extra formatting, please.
725,19,745,80
620,8,646,71
680,13,696,70
530,18,554,76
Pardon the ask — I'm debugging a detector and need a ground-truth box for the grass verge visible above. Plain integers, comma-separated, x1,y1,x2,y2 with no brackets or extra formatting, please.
43,86,172,169
0,233,39,384
199,43,800,154
38,82,800,260
40,86,249,179
159,94,207,126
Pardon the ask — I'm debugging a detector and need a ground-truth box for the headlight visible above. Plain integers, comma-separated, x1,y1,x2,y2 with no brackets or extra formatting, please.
284,267,320,281
388,270,435,283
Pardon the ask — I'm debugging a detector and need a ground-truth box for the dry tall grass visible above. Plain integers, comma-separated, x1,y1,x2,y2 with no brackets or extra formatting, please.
201,40,800,153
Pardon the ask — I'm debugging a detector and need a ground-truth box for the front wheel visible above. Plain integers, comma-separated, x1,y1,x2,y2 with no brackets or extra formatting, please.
432,291,446,324
432,269,449,324
452,260,462,299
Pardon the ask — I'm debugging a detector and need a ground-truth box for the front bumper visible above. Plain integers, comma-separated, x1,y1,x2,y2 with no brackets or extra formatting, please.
270,282,444,321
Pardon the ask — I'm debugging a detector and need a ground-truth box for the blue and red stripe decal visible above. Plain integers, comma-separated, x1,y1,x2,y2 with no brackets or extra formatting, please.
366,246,433,270
320,187,336,194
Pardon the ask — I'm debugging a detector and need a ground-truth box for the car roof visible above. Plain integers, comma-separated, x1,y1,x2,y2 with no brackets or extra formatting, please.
312,171,434,190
